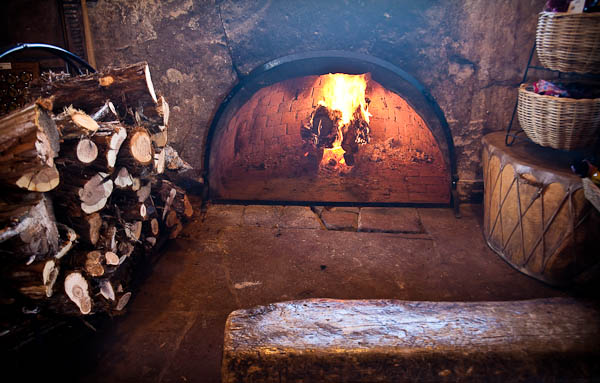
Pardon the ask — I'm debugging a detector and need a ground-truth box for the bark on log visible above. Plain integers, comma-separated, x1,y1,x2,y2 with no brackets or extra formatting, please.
157,179,193,220
0,194,59,260
5,258,60,299
30,62,158,115
0,104,61,191
91,101,119,122
54,223,77,260
151,129,168,148
136,95,168,134
222,298,600,383
164,145,192,172
66,211,102,246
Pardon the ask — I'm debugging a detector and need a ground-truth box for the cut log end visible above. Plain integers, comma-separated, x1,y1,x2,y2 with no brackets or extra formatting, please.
76,139,98,163
105,251,119,266
150,218,160,236
114,167,133,188
145,64,158,104
100,279,115,301
116,291,132,311
130,129,153,165
16,165,60,192
64,272,92,315
85,250,105,277
67,106,99,132
79,172,113,214
42,260,59,298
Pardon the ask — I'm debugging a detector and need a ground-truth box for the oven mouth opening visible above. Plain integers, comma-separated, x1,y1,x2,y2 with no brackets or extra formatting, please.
204,51,458,207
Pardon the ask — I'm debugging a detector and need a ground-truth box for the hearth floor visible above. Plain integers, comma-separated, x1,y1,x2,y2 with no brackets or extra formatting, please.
36,199,576,382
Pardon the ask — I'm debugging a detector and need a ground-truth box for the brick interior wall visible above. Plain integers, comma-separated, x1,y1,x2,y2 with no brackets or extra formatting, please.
210,75,450,203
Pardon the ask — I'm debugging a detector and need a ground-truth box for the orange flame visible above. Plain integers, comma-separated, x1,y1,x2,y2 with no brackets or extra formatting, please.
317,73,370,168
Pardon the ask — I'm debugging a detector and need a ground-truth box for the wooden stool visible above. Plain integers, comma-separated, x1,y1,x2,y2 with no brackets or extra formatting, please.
222,298,600,382
482,132,600,286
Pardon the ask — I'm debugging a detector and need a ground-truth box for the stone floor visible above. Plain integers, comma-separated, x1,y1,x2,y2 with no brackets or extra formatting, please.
13,200,582,382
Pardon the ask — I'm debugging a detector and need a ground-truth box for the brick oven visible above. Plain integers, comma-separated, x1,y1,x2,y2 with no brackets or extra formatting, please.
207,52,457,204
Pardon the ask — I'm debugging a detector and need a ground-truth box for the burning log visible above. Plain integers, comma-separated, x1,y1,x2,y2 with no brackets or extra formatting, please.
301,104,342,149
0,104,61,192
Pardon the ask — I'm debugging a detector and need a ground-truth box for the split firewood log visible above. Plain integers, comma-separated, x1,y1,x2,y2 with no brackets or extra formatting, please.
165,210,183,239
91,101,119,122
156,179,193,220
113,167,134,189
55,172,114,214
54,223,77,260
164,145,192,172
62,211,102,246
95,277,132,315
5,258,60,299
116,126,154,175
64,271,92,315
0,103,60,192
53,106,99,139
151,129,168,149
143,217,160,238
56,121,127,174
30,62,158,116
110,191,151,222
83,250,105,277
153,148,165,175
90,122,128,171
123,221,143,242
135,95,169,134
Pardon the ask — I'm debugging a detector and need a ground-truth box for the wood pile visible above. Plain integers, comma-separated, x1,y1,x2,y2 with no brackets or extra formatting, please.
0,62,193,316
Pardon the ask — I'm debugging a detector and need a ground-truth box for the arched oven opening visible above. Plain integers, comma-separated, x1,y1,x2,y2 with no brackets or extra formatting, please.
205,51,457,205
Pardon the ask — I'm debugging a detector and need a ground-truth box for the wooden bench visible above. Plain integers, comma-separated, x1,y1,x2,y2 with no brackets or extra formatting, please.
222,298,600,382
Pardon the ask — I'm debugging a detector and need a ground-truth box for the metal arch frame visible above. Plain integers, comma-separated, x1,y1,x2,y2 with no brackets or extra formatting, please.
0,43,96,74
204,50,459,208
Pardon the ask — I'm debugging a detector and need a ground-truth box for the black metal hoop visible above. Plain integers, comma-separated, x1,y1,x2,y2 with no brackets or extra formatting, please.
0,43,96,75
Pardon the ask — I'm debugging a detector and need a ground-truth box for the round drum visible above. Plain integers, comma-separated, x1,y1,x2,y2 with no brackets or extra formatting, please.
482,132,600,286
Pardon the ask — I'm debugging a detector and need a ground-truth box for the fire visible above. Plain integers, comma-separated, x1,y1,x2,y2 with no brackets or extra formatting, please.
317,73,370,168
318,73,370,125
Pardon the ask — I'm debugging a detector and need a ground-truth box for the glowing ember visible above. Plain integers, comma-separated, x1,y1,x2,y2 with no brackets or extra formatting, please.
316,73,371,168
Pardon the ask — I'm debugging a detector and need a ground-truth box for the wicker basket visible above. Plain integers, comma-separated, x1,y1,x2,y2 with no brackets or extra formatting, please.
517,84,600,150
536,11,600,74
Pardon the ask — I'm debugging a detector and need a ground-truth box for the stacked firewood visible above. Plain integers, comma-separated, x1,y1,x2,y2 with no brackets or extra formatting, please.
0,62,193,315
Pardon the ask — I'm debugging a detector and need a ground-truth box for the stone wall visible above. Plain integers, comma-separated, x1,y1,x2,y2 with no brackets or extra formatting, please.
87,0,545,200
